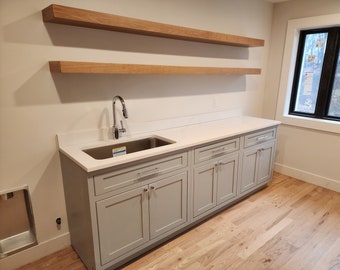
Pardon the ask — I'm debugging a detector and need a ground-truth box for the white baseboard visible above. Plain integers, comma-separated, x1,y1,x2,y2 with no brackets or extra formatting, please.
0,233,70,270
274,163,340,193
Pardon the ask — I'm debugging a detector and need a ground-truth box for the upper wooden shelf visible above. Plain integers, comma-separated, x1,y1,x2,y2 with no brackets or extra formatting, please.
42,4,264,47
49,61,261,75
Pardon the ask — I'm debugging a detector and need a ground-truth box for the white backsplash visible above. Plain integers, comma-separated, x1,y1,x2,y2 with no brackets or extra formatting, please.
57,109,242,148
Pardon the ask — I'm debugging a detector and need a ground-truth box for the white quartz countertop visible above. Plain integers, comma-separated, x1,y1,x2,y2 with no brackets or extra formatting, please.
57,116,280,172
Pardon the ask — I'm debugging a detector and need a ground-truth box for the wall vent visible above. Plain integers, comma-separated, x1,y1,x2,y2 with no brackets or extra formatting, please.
0,186,37,258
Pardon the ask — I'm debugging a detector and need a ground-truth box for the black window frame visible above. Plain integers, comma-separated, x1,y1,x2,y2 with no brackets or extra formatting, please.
289,26,340,121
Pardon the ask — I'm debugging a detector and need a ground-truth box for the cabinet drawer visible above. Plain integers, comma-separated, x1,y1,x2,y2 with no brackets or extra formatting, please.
194,138,239,164
94,152,188,196
244,128,277,148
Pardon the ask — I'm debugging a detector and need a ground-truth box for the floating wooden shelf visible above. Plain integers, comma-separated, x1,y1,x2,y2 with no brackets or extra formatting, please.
49,61,261,75
42,4,264,47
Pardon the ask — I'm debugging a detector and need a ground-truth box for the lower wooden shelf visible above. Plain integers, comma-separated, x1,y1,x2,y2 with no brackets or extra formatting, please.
49,61,261,75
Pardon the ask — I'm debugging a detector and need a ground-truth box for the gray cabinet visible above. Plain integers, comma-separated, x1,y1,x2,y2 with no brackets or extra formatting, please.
193,139,239,219
96,171,188,266
216,153,239,204
240,128,276,194
60,125,278,270
60,151,188,270
193,162,216,217
96,186,149,265
149,172,187,239
192,127,277,221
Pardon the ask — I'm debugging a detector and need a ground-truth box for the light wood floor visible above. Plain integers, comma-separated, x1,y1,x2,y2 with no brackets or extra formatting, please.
17,172,340,270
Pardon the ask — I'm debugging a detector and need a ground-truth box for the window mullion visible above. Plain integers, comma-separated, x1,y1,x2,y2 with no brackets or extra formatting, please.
325,32,340,120
314,29,339,118
289,33,306,114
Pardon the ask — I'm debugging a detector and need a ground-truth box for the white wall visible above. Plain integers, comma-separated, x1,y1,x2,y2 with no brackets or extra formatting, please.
0,0,273,268
264,0,340,191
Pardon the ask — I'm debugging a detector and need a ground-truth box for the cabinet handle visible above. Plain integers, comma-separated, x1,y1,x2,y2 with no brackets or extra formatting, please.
143,188,148,192
212,147,226,154
150,186,156,191
257,148,266,155
137,167,159,179
256,136,268,141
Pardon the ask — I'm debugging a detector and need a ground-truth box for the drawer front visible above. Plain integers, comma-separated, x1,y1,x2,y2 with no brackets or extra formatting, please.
194,138,239,164
244,128,277,148
94,152,188,196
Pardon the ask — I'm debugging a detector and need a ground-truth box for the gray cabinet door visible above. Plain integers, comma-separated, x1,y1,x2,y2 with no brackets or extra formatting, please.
257,142,275,184
240,147,258,193
149,172,188,239
193,163,217,217
96,186,149,265
216,153,239,205
240,141,275,194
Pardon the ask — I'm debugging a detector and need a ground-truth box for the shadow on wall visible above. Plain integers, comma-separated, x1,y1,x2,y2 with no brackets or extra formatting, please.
2,12,50,47
14,64,60,106
3,10,249,59
13,63,246,105
43,17,249,59
52,73,247,103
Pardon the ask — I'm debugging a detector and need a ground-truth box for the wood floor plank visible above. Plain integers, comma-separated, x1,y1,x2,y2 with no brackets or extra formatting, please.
237,217,293,260
15,173,340,270
311,238,340,270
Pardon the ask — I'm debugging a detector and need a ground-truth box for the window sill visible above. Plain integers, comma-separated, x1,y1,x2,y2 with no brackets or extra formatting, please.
276,114,340,134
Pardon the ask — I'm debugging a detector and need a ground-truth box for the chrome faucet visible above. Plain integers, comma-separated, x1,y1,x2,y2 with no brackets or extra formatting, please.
112,95,128,139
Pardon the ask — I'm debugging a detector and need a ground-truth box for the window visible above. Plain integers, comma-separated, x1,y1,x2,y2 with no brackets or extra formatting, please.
289,27,340,121
275,14,340,134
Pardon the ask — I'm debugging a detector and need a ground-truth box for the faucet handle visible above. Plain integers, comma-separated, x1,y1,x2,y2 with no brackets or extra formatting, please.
113,120,127,139
114,127,119,139
119,120,126,133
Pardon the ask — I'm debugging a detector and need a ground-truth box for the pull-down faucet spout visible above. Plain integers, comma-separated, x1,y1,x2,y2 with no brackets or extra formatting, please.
112,95,128,139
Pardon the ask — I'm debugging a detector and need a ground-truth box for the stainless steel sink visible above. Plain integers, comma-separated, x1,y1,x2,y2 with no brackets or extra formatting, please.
83,136,175,159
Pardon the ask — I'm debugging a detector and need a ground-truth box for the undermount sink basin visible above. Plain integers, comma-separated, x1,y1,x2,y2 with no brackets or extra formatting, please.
83,136,175,160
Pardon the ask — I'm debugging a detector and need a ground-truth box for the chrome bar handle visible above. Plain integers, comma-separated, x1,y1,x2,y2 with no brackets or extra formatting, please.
137,167,159,179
